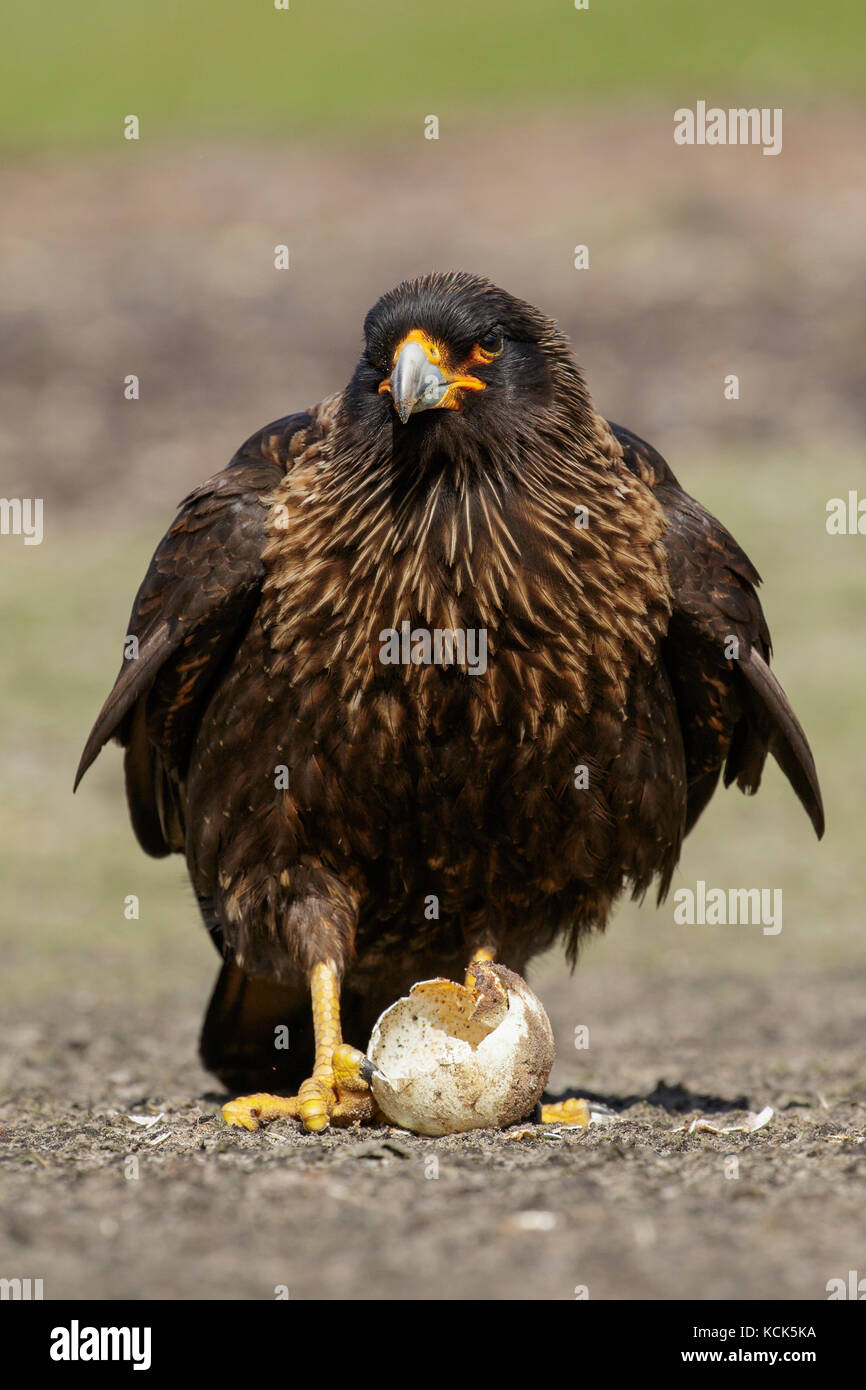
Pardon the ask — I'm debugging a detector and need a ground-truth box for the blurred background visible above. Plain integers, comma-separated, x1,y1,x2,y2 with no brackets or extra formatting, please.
0,0,864,1300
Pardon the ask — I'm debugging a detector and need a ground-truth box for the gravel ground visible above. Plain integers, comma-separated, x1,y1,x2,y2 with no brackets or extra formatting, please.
2,960,863,1301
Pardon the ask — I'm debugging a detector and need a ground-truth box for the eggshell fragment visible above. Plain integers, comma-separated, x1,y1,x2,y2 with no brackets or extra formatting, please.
367,962,555,1136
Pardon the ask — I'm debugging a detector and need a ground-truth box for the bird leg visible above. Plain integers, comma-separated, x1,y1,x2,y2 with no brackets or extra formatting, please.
221,960,378,1133
464,946,591,1128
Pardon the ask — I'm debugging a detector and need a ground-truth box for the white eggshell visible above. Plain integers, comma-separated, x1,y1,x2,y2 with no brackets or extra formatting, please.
367,963,555,1136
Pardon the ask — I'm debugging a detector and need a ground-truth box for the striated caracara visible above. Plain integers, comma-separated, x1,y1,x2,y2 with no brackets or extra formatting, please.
76,272,824,1132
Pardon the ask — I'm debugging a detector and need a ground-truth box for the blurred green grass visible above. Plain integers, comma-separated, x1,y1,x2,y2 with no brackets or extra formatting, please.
1,451,861,1005
2,0,864,151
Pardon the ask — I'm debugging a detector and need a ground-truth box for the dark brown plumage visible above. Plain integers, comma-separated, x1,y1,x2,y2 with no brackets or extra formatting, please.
76,272,824,1102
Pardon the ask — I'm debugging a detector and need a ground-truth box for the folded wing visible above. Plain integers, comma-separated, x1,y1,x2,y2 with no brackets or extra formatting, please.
611,421,824,840
74,412,320,856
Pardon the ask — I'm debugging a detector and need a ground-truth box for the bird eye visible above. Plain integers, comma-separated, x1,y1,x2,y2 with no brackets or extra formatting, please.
477,330,504,357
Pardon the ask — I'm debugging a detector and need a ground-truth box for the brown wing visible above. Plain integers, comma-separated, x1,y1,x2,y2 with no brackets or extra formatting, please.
610,421,824,839
74,410,323,857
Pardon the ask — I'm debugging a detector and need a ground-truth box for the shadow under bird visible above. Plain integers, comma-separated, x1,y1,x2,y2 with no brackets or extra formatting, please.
76,271,824,1133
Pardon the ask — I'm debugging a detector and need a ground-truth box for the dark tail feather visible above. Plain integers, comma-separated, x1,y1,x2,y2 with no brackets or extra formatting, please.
684,765,722,836
200,962,313,1094
730,648,825,839
121,701,173,857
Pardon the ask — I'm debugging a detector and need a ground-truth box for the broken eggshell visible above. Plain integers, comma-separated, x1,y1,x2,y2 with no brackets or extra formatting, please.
366,962,555,1136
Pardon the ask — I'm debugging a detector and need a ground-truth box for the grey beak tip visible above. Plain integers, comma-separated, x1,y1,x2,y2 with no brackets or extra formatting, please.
388,338,448,423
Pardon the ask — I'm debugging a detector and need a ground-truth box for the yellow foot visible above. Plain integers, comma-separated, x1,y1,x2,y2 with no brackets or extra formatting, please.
221,1044,379,1133
540,1097,591,1128
221,1091,300,1131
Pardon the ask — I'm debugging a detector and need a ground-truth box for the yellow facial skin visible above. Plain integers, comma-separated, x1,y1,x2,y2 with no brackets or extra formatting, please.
378,328,501,417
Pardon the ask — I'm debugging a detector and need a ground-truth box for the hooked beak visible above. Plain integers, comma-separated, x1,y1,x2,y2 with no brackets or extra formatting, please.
378,329,486,424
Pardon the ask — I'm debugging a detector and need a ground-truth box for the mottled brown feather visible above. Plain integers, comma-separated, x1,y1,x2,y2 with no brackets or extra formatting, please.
76,274,823,1089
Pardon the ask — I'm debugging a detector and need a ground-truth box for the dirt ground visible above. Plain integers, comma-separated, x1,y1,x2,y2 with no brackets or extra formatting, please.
1,953,863,1302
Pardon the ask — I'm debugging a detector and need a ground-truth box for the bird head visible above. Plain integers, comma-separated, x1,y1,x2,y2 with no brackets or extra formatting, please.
341,272,593,473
